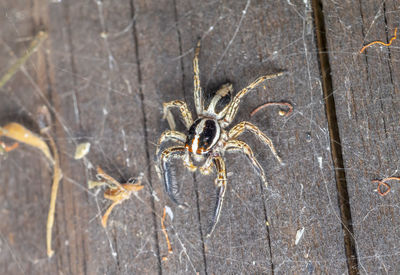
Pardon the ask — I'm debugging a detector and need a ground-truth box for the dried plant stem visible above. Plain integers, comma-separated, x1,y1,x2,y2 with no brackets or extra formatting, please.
372,177,400,197
44,131,63,258
161,207,172,256
250,102,293,117
101,201,120,228
0,123,53,163
0,31,48,89
360,27,397,53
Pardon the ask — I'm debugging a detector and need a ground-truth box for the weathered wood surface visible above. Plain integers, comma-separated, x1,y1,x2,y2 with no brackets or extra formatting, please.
1,0,399,274
322,0,400,273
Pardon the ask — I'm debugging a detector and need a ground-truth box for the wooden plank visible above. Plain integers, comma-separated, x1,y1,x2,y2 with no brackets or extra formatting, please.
321,0,400,273
0,0,366,273
132,0,208,273
171,0,348,273
1,0,161,274
44,0,161,273
0,2,57,274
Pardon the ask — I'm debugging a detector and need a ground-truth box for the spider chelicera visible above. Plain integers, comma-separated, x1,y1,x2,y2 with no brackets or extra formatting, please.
157,41,284,236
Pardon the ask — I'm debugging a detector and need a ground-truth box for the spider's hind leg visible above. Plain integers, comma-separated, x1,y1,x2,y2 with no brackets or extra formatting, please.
207,156,227,237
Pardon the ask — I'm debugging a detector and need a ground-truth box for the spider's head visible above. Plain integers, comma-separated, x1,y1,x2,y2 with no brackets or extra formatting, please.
185,118,221,156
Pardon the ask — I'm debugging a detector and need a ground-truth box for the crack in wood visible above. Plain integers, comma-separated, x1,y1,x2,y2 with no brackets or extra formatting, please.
130,1,162,274
311,0,360,274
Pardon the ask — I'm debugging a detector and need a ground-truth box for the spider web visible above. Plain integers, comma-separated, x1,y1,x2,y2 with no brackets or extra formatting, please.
1,0,400,274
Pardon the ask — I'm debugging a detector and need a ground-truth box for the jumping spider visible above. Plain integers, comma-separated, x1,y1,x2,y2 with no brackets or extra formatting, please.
157,41,284,236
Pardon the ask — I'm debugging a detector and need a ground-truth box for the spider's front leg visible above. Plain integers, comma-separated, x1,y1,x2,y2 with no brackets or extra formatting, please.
156,130,186,156
162,100,194,130
158,146,188,206
193,40,204,115
207,156,227,237
229,121,282,164
224,139,267,187
222,72,285,127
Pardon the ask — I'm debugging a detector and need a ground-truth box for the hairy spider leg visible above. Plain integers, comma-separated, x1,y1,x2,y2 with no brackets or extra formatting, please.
222,71,285,127
229,121,282,164
204,83,233,119
159,146,188,206
156,130,186,156
162,100,194,130
207,156,227,237
193,40,204,115
224,139,268,186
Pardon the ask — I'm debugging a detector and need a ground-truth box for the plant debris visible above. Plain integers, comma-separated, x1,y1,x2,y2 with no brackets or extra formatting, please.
74,142,91,160
90,166,144,228
372,177,400,196
250,102,293,117
360,27,398,54
0,31,48,89
0,110,62,258
0,122,53,163
161,206,173,260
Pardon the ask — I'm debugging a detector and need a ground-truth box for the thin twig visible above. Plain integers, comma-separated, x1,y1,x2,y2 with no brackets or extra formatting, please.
250,102,293,117
161,206,172,259
372,177,400,196
0,31,48,89
43,130,63,258
360,27,397,54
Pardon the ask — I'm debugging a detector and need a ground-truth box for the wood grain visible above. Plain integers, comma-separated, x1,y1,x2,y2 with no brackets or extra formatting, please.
321,0,400,273
2,0,398,274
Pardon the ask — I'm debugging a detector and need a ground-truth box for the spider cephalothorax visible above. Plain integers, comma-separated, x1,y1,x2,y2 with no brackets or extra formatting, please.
186,118,220,155
157,41,284,236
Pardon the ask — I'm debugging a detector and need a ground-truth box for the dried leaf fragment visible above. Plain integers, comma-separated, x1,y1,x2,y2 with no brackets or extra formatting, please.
295,227,305,245
0,122,53,163
0,119,61,258
74,142,91,159
91,167,144,228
